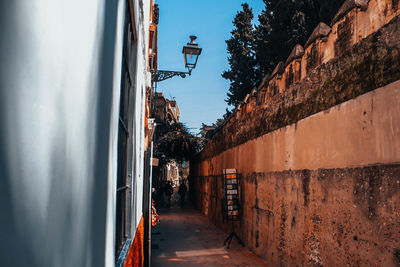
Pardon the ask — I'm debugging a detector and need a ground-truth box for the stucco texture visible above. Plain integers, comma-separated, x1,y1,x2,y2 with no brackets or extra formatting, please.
191,71,400,266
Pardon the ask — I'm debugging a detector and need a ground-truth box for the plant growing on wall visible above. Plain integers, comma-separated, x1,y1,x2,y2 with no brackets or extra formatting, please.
154,122,206,163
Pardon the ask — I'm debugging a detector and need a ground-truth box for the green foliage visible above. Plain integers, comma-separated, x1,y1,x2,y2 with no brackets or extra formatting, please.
255,0,345,75
222,3,261,107
155,123,206,163
223,0,345,106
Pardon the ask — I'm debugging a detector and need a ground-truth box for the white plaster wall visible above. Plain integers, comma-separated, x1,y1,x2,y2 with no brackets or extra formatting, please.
105,0,126,265
131,0,151,233
0,0,150,266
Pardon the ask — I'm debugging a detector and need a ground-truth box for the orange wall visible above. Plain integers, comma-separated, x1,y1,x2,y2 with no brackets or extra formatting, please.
195,80,400,177
191,81,400,266
124,217,144,267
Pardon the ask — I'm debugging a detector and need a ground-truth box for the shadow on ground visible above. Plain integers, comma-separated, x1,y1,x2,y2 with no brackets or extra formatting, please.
151,203,268,267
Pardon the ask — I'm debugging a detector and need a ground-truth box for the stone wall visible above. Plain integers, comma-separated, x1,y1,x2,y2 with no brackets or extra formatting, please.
190,1,400,266
199,0,400,161
192,166,400,266
191,81,400,266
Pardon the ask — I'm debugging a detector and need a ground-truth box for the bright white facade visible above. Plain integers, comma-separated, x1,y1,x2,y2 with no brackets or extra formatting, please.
0,0,154,266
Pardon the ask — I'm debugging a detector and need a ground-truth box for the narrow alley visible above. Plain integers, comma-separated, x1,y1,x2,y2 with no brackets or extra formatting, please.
1,0,399,266
151,203,268,267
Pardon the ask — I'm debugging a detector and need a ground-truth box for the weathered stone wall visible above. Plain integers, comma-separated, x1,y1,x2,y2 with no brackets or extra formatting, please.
192,166,400,266
199,0,400,161
191,81,400,266
190,1,400,266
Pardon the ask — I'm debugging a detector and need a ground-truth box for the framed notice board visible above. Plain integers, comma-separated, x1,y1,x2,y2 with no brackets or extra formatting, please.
224,169,240,221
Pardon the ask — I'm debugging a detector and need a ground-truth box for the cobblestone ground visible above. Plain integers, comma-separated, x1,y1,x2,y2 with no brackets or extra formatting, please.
151,197,268,267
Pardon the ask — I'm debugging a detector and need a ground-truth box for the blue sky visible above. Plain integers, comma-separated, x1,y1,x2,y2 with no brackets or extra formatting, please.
156,0,264,134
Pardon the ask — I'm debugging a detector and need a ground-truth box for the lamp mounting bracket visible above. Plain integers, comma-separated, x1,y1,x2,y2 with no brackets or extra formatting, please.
151,70,191,82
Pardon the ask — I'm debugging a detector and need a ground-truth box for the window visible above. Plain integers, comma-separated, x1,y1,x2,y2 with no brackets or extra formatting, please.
115,2,137,259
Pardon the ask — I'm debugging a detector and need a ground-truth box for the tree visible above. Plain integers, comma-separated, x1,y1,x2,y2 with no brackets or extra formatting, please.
223,0,345,106
154,123,206,163
222,3,261,107
255,0,345,76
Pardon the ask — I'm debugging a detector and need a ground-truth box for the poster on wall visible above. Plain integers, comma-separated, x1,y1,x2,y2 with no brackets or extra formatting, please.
223,169,240,221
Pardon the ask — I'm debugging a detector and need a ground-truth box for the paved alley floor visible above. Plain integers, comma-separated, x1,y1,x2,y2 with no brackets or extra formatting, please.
151,205,268,267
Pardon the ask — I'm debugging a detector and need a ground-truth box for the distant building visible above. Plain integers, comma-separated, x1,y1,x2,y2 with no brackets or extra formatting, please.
164,160,180,187
153,92,180,126
152,93,182,188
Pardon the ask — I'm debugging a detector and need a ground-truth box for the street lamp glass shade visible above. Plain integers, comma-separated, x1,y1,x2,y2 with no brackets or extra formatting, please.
182,36,202,70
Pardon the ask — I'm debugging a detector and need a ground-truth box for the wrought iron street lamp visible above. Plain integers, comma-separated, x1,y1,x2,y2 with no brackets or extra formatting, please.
183,35,202,72
151,35,202,82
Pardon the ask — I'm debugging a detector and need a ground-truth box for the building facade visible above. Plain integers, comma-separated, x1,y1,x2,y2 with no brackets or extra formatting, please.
0,0,158,266
153,92,180,127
